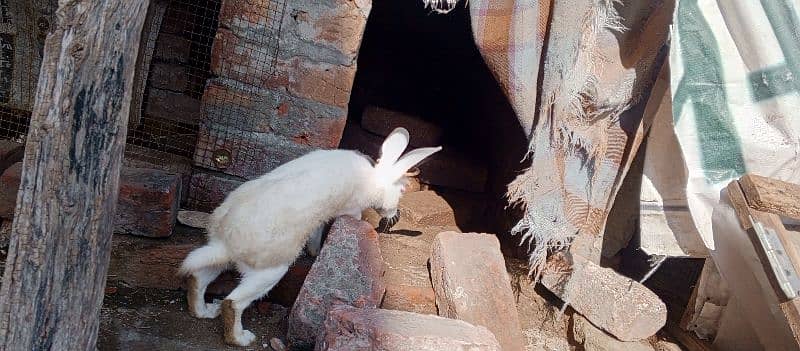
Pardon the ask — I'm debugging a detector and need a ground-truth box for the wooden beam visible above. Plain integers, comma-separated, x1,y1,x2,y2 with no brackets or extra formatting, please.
740,174,800,221
0,0,150,349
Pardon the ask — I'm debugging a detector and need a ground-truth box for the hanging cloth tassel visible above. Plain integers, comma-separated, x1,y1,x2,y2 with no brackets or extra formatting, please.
422,0,464,14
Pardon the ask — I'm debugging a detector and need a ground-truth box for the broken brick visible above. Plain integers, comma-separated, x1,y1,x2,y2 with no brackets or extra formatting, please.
541,253,667,341
287,216,385,350
316,305,501,351
430,231,526,351
361,106,442,147
115,167,181,238
397,190,457,227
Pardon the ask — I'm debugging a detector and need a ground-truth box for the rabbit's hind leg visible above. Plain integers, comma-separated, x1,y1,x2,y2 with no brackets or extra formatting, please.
221,263,289,346
188,265,227,319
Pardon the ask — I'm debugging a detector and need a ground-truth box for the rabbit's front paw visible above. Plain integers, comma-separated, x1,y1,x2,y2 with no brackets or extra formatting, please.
228,329,256,346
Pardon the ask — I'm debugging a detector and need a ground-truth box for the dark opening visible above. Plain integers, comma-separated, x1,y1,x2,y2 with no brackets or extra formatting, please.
342,0,530,256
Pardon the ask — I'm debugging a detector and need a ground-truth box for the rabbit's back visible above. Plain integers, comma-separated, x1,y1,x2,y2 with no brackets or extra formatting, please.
207,149,373,268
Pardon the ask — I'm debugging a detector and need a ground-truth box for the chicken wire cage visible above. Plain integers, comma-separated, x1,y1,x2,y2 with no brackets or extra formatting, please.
0,0,287,208
0,0,56,144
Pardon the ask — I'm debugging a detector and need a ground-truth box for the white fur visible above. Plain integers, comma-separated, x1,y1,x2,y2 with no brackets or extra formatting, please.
179,127,440,346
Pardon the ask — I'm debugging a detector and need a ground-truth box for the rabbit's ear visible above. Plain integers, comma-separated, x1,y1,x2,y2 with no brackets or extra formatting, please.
389,146,442,180
377,127,410,167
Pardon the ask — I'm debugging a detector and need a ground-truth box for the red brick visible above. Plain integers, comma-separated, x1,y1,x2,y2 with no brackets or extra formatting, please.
430,231,526,351
218,0,369,62
0,140,24,174
0,164,180,237
418,148,488,192
397,191,457,227
316,305,501,351
361,106,442,147
193,124,315,180
0,162,21,219
123,144,192,205
154,33,192,64
540,253,667,341
186,171,243,212
115,167,181,238
202,78,346,149
144,87,202,125
210,29,356,108
381,284,437,315
288,216,385,350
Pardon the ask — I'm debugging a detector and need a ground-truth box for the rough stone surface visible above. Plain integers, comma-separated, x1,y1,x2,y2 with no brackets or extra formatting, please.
194,125,315,180
398,191,458,227
202,78,346,148
430,231,526,351
361,106,442,147
573,314,655,351
288,216,385,350
0,162,22,219
418,149,488,192
187,171,243,212
0,140,24,174
115,167,181,238
144,87,202,125
379,225,458,316
211,31,357,109
315,305,501,351
541,253,667,341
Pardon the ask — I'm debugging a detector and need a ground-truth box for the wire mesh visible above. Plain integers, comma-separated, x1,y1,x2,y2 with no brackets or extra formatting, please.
124,0,286,173
0,0,56,144
0,0,287,210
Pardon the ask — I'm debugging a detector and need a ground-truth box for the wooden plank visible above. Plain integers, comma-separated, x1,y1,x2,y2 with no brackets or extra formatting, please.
726,181,753,231
0,0,149,349
129,0,167,128
740,174,800,221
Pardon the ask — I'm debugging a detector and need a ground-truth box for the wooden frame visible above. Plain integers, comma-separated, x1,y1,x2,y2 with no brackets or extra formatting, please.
0,0,150,349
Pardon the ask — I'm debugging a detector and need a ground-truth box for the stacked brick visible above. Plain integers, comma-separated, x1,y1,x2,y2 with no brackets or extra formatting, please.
189,0,372,210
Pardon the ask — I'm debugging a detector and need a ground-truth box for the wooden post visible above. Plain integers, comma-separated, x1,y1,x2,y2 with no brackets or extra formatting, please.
0,0,150,349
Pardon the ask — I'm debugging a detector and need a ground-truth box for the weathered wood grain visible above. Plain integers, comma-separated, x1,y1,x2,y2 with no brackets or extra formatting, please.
740,174,800,221
0,0,149,349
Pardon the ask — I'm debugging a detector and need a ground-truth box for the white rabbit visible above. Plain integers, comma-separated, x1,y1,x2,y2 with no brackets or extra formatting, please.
179,127,440,346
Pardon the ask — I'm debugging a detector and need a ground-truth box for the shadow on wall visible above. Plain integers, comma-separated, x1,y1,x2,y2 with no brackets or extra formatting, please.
345,0,530,257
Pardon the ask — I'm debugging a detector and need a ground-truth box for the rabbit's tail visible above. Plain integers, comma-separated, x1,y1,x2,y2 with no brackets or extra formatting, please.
179,240,229,276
